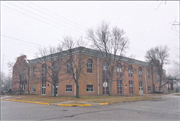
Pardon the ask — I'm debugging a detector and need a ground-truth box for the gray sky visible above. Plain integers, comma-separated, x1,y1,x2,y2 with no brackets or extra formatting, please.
1,1,179,75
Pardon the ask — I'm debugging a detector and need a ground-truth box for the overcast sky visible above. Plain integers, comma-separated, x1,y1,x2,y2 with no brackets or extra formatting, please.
1,1,179,75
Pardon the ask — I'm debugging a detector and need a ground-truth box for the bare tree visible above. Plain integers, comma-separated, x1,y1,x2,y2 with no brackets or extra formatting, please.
0,71,6,91
62,36,87,98
8,55,29,94
163,61,180,92
3,74,12,91
87,22,129,95
34,45,63,97
145,46,169,92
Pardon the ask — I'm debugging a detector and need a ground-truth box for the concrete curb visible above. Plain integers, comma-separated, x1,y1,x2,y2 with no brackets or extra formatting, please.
100,103,109,105
1,98,49,105
1,98,109,106
57,104,92,107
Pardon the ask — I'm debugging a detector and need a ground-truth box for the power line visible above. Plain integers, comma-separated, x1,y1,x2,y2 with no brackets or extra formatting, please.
1,35,46,47
6,2,85,36
2,3,83,37
20,2,87,32
28,2,88,30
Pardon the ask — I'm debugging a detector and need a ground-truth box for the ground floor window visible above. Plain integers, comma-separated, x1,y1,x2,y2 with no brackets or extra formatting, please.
103,79,109,94
148,86,151,91
22,84,26,91
66,85,72,92
156,86,158,91
31,86,36,92
129,80,134,94
52,84,58,96
117,80,123,94
41,84,46,95
86,85,94,92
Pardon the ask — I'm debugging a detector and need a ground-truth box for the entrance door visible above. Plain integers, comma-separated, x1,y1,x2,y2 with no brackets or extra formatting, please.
139,81,143,94
52,85,58,96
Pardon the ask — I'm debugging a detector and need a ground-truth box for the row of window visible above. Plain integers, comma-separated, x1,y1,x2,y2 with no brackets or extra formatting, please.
65,84,94,92
31,84,94,93
32,59,151,78
32,82,152,94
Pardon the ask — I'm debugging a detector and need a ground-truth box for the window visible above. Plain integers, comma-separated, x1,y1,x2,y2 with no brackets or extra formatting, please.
33,67,36,77
52,61,59,72
138,67,142,78
66,59,72,74
32,86,36,92
41,84,46,95
22,84,26,91
139,81,143,90
103,79,109,94
156,86,158,91
129,80,134,94
52,61,59,80
147,69,150,78
42,64,46,77
148,86,151,91
41,80,46,95
86,85,94,92
102,61,109,74
128,65,133,77
117,80,123,94
66,85,72,92
52,85,58,96
22,69,26,80
87,59,93,73
117,63,122,76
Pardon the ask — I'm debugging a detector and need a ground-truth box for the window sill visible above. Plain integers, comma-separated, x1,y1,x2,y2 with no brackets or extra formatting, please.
65,91,72,93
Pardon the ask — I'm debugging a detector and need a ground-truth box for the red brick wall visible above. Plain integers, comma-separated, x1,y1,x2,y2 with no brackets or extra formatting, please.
12,55,29,92
13,54,159,96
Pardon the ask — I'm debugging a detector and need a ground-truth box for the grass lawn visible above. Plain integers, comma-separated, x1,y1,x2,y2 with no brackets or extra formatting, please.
8,94,157,104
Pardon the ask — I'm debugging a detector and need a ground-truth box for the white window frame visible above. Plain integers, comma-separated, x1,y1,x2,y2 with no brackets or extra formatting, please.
52,85,58,96
117,67,122,72
148,86,151,91
103,65,108,70
41,84,46,95
31,86,36,92
23,84,26,91
129,80,134,94
87,63,93,73
86,84,94,92
117,80,123,94
65,85,72,92
33,67,36,78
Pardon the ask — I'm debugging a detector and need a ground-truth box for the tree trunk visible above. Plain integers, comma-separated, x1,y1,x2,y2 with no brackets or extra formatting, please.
159,73,162,93
76,82,80,98
20,84,22,95
53,83,56,97
108,78,113,96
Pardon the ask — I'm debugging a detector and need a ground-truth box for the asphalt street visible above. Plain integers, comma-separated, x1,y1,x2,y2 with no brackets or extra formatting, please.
1,94,180,121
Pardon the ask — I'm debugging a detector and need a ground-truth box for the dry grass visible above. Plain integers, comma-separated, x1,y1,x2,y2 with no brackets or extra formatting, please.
8,94,157,104
174,94,180,96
